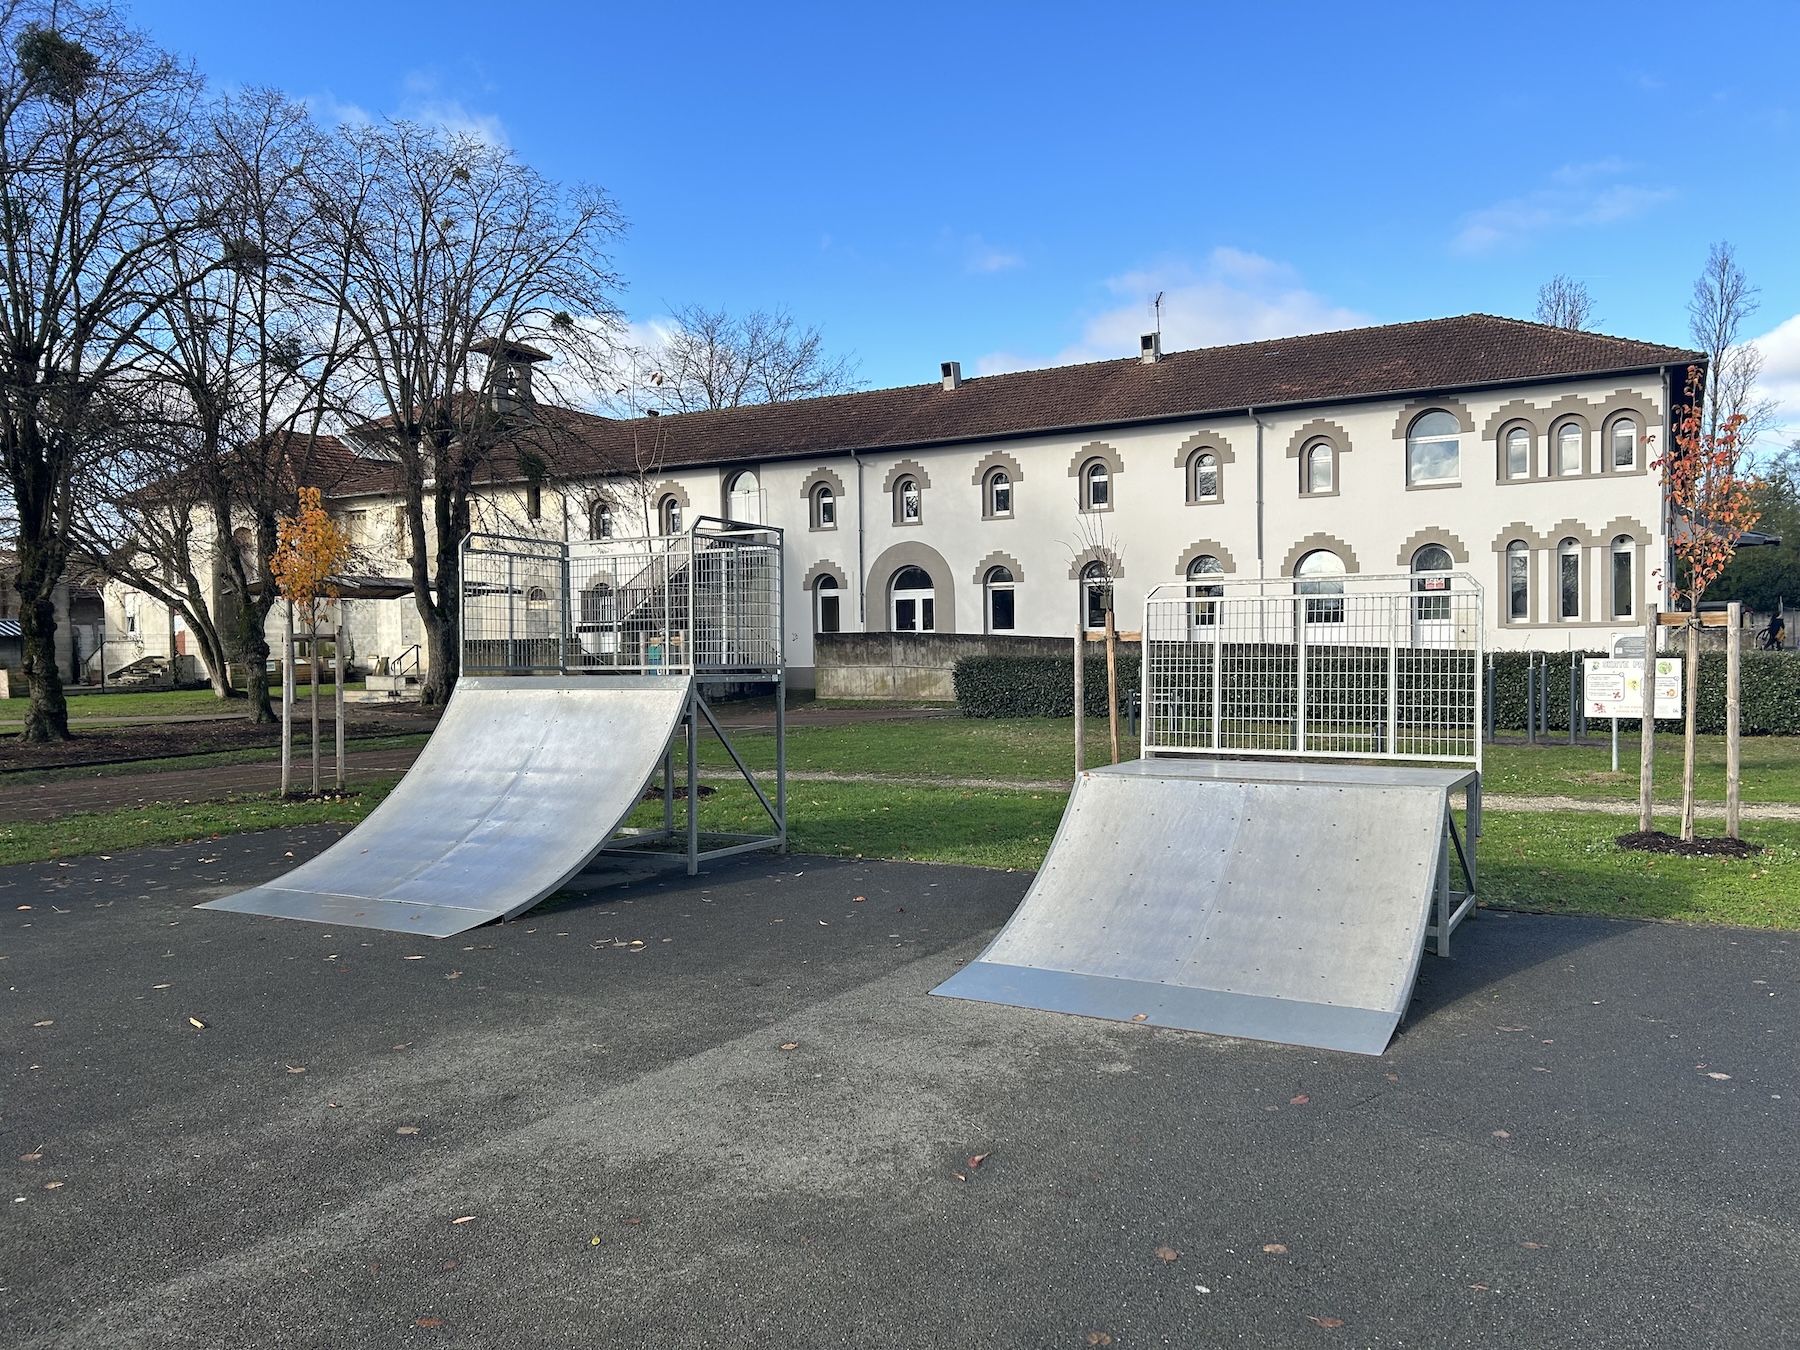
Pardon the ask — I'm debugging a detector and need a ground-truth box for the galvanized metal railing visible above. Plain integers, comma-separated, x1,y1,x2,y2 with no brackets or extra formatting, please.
459,518,784,679
1141,571,1484,768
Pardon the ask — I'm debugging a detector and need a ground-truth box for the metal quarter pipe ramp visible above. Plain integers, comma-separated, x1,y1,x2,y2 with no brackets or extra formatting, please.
201,675,692,937
932,759,1479,1056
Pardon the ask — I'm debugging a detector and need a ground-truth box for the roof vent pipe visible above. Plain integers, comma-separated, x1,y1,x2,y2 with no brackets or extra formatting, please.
940,361,963,391
1140,332,1162,364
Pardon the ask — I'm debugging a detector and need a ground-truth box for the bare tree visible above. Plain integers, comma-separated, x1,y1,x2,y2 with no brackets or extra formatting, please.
1689,241,1778,452
1534,274,1596,330
0,2,204,740
627,304,861,414
313,119,624,706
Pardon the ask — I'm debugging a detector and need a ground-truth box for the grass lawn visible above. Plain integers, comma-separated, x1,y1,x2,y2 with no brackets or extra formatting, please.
0,684,363,723
0,734,433,788
1482,734,1800,805
697,716,1139,779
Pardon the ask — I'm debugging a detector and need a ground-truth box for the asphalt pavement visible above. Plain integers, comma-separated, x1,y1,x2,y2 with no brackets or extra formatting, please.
1,835,1794,1348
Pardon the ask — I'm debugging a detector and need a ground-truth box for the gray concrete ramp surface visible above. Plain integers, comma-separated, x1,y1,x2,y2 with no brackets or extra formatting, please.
201,675,690,937
933,759,1473,1055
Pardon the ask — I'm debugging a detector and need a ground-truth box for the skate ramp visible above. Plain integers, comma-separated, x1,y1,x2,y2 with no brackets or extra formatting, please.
932,759,1472,1055
202,675,690,937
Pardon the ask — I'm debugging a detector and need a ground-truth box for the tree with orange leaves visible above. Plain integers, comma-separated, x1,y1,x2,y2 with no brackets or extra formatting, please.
270,488,351,795
1657,366,1762,840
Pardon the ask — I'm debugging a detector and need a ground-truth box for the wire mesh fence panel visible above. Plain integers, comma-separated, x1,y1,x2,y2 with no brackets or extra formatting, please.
461,520,784,677
1143,573,1482,765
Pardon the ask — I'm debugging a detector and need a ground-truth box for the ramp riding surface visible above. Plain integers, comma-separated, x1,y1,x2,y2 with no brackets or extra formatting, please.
201,675,689,937
933,758,1473,1054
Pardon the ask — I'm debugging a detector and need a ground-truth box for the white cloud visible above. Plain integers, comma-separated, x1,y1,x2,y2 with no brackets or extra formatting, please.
1451,159,1674,255
976,248,1368,375
304,75,507,145
301,91,372,128
1749,312,1800,448
963,234,1023,274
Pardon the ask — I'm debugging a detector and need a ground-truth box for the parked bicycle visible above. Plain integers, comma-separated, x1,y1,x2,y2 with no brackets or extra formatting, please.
1757,614,1787,650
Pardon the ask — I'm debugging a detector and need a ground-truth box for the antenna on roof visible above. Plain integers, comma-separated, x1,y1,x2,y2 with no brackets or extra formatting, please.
1153,291,1164,339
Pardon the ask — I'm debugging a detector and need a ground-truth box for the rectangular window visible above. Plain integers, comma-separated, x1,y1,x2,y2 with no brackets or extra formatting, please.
902,485,920,521
1407,439,1459,485
920,598,935,631
1612,423,1637,470
993,482,1011,515
819,495,835,527
990,589,1015,631
1561,552,1581,618
895,598,916,632
1612,550,1633,617
1508,552,1529,619
526,481,541,521
818,594,840,633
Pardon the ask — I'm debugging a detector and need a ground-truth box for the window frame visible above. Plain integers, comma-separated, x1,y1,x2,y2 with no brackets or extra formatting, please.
811,482,836,530
658,494,683,535
890,564,935,632
1608,417,1639,472
1502,424,1533,481
589,501,613,540
987,469,1012,518
1404,410,1462,488
1301,439,1337,497
1611,536,1635,617
1558,537,1582,619
1192,451,1220,503
1080,560,1113,630
1553,420,1585,477
1186,553,1224,626
895,475,922,525
1506,541,1530,621
983,564,1016,632
1081,459,1112,512
1294,548,1346,624
813,574,841,634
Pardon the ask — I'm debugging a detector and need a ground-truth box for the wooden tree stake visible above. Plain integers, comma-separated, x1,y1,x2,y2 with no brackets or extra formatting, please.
1727,601,1742,839
1104,607,1121,765
1638,613,1656,834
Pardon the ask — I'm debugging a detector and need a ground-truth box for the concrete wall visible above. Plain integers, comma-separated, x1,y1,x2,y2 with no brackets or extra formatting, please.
815,631,1142,700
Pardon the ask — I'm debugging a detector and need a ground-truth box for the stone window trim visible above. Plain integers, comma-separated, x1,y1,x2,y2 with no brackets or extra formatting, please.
1175,540,1237,576
800,466,847,532
1279,533,1360,577
1389,397,1474,440
1480,398,1546,442
1174,431,1234,505
1065,544,1125,582
1285,419,1350,499
1597,399,1656,476
1066,440,1123,480
970,550,1026,587
1393,528,1470,568
881,459,933,495
1545,517,1603,549
969,449,1026,488
1299,438,1340,498
1494,418,1540,483
802,560,850,592
1597,514,1653,546
1548,412,1594,478
864,540,956,634
649,480,692,510
1489,523,1552,554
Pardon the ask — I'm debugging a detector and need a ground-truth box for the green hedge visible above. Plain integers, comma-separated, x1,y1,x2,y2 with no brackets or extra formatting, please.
955,654,1142,719
957,649,1800,734
1489,649,1800,735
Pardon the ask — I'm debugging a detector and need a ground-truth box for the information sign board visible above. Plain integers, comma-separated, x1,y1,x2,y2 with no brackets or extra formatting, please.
1583,657,1682,720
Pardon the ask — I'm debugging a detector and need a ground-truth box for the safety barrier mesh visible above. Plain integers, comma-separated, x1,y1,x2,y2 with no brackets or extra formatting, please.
461,519,783,676
1142,572,1483,765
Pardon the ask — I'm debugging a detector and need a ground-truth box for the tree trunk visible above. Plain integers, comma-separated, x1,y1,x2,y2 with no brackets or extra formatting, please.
1680,620,1700,842
13,537,70,742
1104,607,1121,765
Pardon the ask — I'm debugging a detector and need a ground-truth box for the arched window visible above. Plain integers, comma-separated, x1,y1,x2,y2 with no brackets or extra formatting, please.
1504,426,1531,480
1556,422,1583,476
1610,418,1638,471
1411,543,1454,622
1082,460,1110,511
1559,538,1581,618
814,575,841,634
811,483,836,529
1081,560,1113,630
1406,410,1461,485
525,479,542,521
1193,452,1219,502
658,495,683,535
580,582,616,625
987,469,1012,518
727,469,761,523
895,475,921,524
588,501,613,540
1507,540,1530,620
890,564,934,631
1303,440,1335,495
1611,536,1635,617
1187,553,1223,625
1295,548,1345,623
984,565,1015,631
525,585,551,639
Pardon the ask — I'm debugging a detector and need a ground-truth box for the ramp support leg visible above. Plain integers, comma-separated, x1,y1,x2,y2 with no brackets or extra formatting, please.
686,696,700,876
775,668,788,852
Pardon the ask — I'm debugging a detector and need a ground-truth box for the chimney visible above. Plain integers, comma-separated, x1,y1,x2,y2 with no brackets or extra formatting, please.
1140,333,1162,364
940,360,963,391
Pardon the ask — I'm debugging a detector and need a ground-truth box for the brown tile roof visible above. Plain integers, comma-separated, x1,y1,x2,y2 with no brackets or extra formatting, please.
327,314,1704,493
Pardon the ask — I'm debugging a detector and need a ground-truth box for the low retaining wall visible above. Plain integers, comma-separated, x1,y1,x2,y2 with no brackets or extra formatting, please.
815,632,1141,701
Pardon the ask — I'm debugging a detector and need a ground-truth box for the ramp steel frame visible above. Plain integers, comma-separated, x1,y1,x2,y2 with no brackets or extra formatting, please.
460,517,787,877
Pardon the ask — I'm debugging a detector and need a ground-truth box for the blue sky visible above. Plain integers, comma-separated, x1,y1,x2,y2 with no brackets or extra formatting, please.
133,0,1800,423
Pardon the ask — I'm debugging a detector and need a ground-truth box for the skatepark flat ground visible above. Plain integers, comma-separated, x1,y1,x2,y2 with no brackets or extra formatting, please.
2,832,1795,1349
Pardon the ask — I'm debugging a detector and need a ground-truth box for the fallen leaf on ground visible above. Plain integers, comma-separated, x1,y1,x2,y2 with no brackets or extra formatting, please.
1307,1316,1345,1329
20,1153,41,1162
451,1216,475,1225
968,1152,990,1169
152,984,170,990
1384,1073,1399,1081
414,1318,442,1328
16,905,29,910
1155,1246,1179,1262
444,971,462,980
1706,1072,1731,1080
1492,1130,1511,1139
43,1181,63,1190
32,1020,52,1027
397,1126,421,1136
1262,1243,1288,1254
1085,1335,1112,1346
188,1017,206,1029
1289,1094,1310,1106
1521,1241,1545,1249
622,1217,643,1226
780,1043,799,1051
1130,1013,1148,1022
853,896,866,903
589,1237,602,1246
403,955,423,961
286,1065,306,1074
1470,1283,1490,1290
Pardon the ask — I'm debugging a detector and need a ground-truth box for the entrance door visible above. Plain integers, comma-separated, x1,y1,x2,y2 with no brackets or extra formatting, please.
1411,544,1454,647
890,565,935,632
